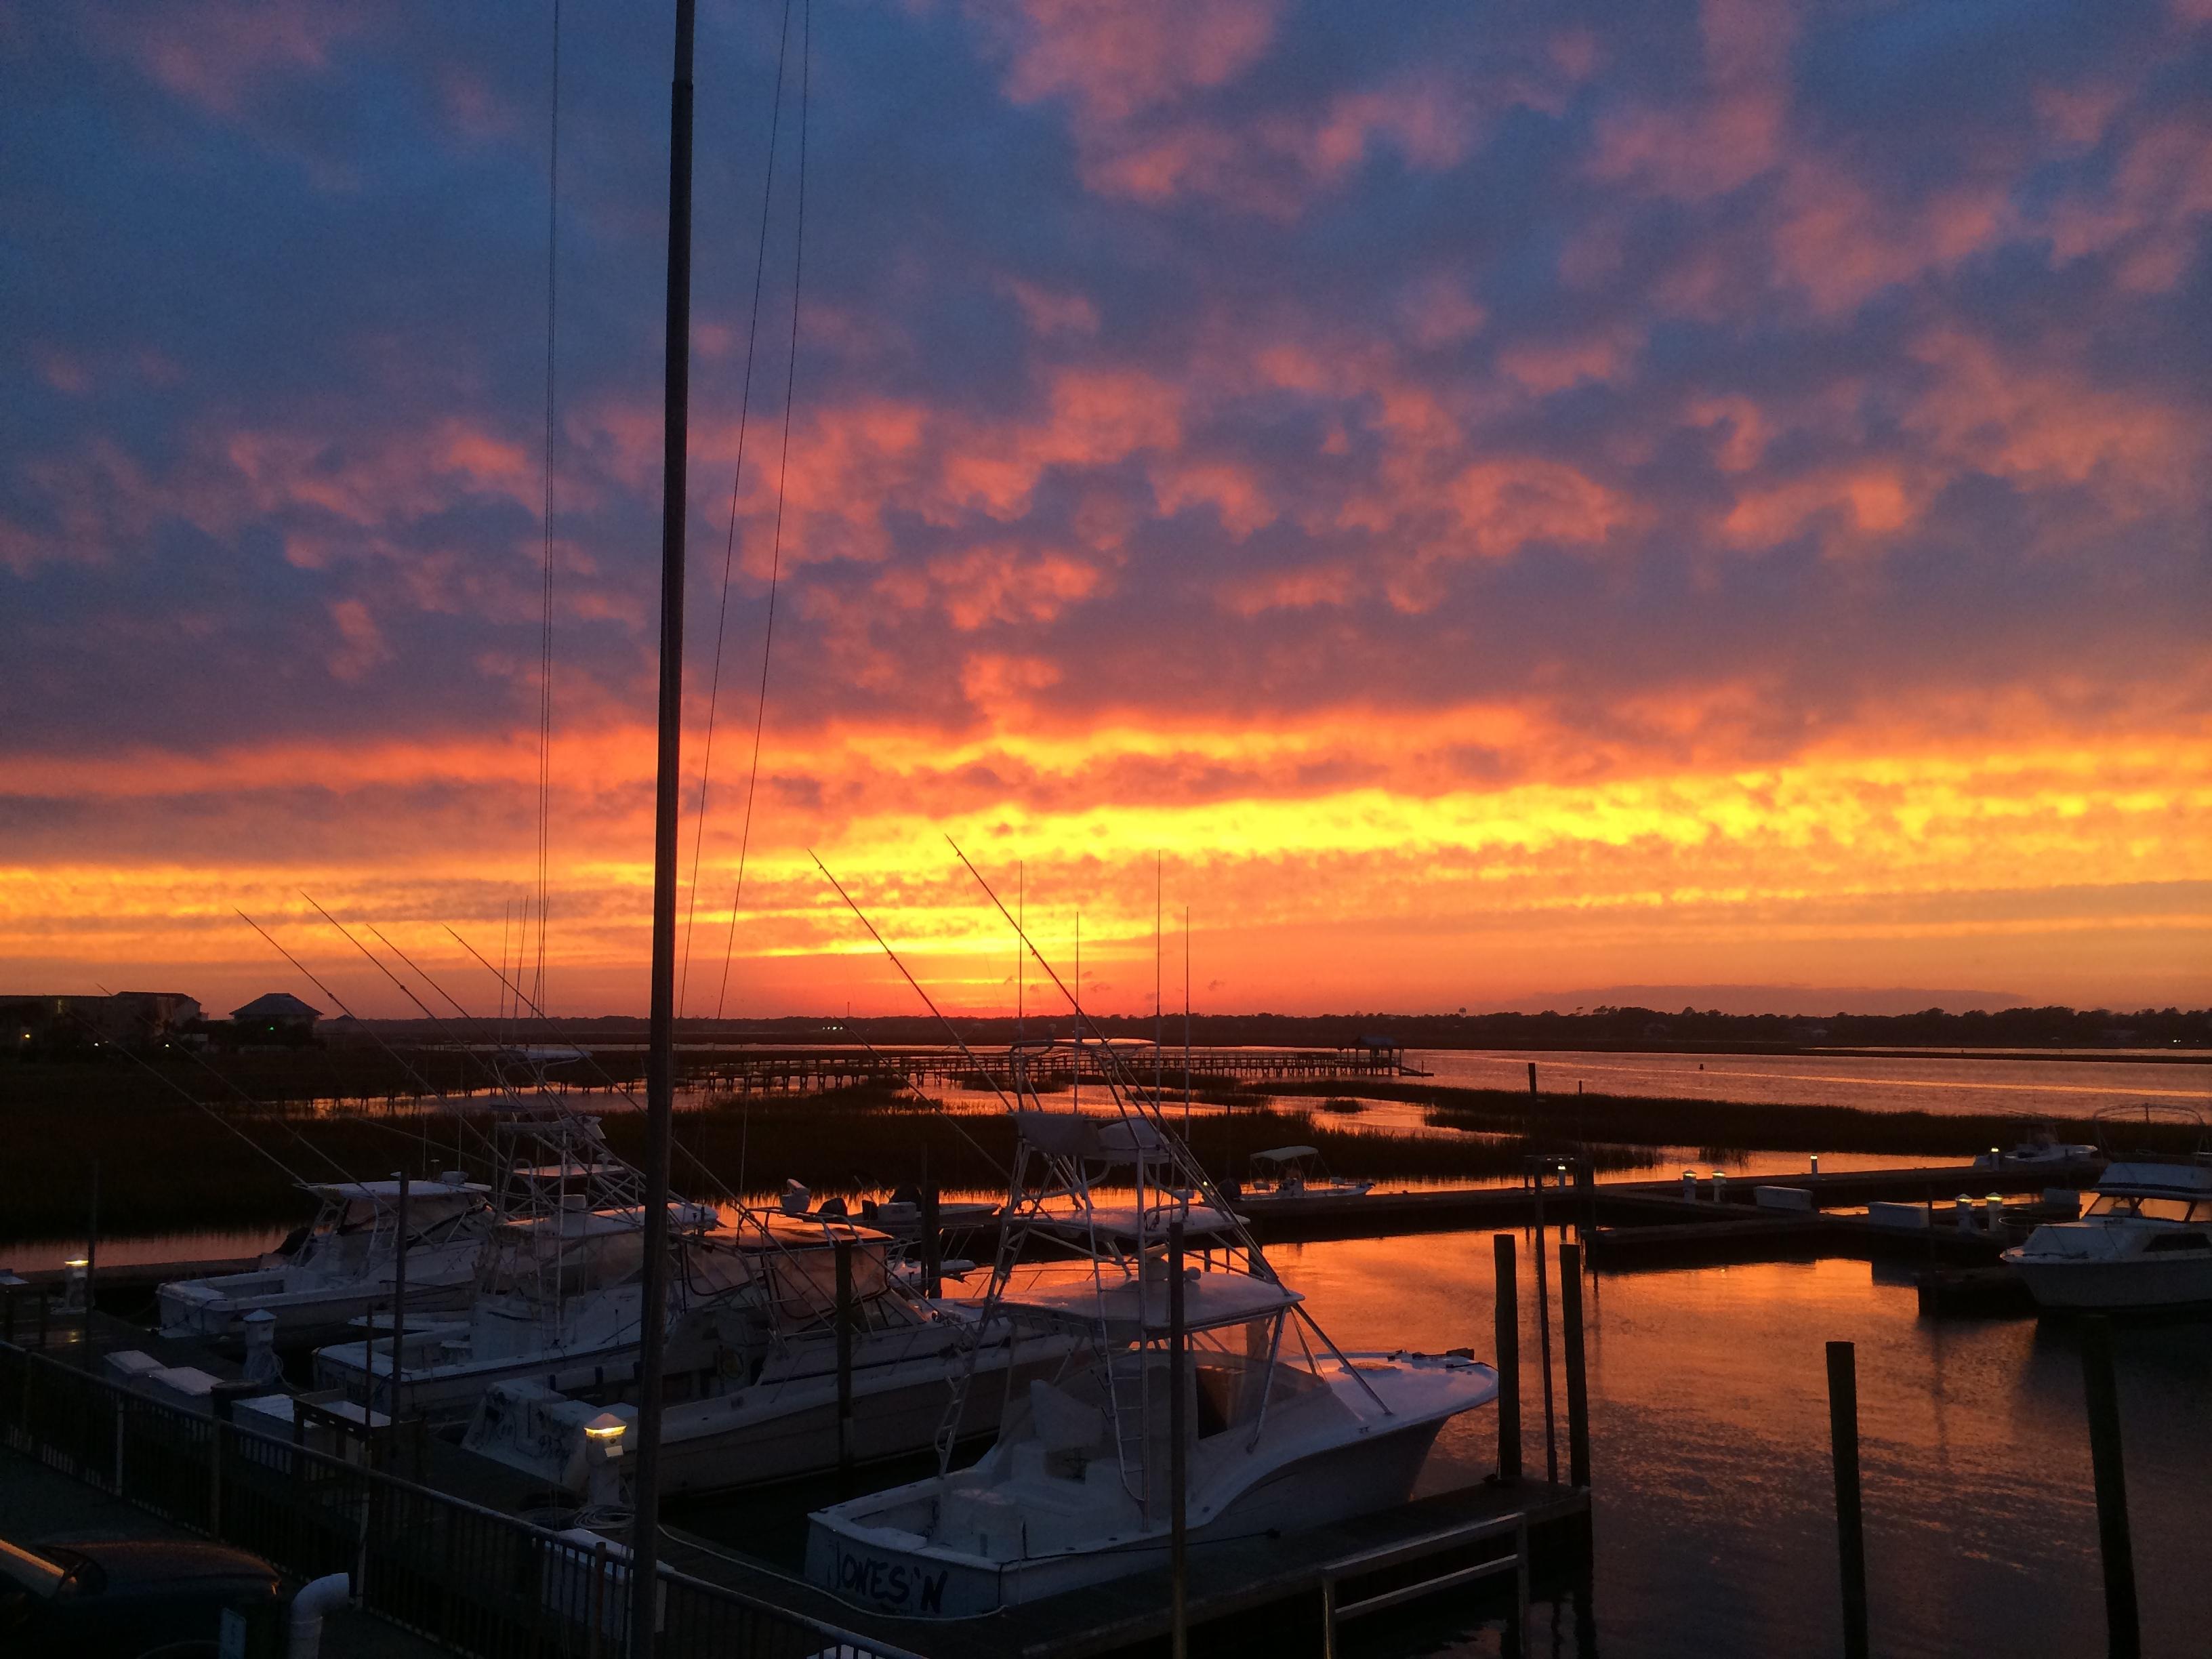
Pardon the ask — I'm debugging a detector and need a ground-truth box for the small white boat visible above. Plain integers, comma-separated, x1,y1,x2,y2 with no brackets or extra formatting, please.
1244,1144,1374,1200
2002,1158,2212,1311
158,1175,493,1342
1971,1126,2099,1171
804,1051,1495,1618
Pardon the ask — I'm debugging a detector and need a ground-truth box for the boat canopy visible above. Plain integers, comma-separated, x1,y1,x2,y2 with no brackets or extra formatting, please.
1002,1265,1299,1340
304,1180,489,1226
1251,1146,1319,1164
2096,1162,2212,1197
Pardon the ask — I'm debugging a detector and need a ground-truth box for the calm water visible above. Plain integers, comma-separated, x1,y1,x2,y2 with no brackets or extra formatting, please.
1277,1229,2210,1658
1412,1048,2212,1120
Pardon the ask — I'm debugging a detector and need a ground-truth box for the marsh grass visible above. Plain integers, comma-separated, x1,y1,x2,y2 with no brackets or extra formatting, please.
9,1071,2147,1244
1271,1078,2121,1158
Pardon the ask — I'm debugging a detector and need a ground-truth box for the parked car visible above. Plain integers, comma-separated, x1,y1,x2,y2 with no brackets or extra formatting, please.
0,1533,283,1658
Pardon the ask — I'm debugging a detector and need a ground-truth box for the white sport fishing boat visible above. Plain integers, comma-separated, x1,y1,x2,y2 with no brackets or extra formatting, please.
1971,1124,2099,1172
314,1113,729,1417
2002,1158,2212,1311
804,1045,1496,1618
464,1206,1074,1497
159,1174,492,1343
1244,1144,1374,1200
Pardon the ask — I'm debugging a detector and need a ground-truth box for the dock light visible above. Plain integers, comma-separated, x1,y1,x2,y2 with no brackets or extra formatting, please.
62,1258,89,1314
582,1412,628,1510
63,1258,88,1269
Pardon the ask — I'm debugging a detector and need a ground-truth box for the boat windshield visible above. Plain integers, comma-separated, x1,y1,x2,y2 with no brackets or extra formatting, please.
2085,1194,2203,1223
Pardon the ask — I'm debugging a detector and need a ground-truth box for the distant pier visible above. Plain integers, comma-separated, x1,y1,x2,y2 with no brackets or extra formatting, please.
679,1042,1413,1097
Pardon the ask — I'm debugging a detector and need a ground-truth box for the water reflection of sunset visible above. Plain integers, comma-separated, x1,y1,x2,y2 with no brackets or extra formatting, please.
1271,1233,2209,1656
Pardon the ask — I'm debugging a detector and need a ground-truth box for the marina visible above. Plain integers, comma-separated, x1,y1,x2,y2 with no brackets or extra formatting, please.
6,1087,2205,1657
5,1,2210,1656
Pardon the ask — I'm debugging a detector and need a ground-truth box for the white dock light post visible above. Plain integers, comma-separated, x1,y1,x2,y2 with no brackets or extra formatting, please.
583,1413,628,1511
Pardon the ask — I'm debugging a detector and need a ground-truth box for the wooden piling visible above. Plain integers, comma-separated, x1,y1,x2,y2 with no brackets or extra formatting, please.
84,1158,98,1349
1560,1241,1591,1490
920,1185,942,1298
1825,1340,1869,1659
1534,1176,1557,1485
1169,1217,1189,1659
1493,1233,1521,1483
835,1237,855,1499
388,1171,408,1465
2080,1316,2139,1658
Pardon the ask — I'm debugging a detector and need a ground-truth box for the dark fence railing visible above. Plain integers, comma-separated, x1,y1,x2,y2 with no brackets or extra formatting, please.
0,1340,917,1659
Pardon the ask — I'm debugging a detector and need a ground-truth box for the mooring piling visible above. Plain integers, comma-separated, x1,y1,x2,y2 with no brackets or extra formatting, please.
1494,1232,1521,1483
1825,1339,1870,1659
83,1158,98,1354
920,1184,942,1298
387,1170,408,1465
2079,1316,2139,1658
834,1237,855,1499
1534,1176,1558,1486
1561,1240,1591,1490
1168,1215,1189,1659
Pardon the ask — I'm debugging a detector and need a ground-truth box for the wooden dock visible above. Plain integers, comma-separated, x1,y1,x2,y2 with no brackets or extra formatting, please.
679,1043,1412,1097
1231,1159,2100,1250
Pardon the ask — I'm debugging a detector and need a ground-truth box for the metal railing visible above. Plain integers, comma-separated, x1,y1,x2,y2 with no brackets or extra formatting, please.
0,1339,916,1659
1317,1511,1530,1656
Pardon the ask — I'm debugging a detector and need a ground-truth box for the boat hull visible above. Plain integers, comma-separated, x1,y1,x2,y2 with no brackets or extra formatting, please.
2003,1251,2212,1311
805,1412,1450,1618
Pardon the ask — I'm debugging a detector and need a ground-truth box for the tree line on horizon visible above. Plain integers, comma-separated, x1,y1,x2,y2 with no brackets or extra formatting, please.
325,1001,2209,1050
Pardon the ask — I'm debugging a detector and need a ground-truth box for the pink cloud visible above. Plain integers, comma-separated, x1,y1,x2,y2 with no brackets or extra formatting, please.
1000,277,1101,338
978,0,1280,125
2039,116,2212,292
1587,0,1793,201
326,596,391,682
91,1,368,119
926,545,1107,630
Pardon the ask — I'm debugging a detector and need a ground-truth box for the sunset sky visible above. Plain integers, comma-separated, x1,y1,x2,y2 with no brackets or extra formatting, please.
3,0,2209,1019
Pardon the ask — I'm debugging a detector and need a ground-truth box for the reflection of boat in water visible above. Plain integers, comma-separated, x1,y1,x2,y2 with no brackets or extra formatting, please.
159,1176,492,1343
2002,1107,2212,1311
1243,1144,1373,1200
805,1042,1495,1618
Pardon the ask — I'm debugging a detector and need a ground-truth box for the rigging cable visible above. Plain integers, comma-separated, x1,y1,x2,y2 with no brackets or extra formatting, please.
677,0,798,1019
531,0,563,1018
711,0,811,1025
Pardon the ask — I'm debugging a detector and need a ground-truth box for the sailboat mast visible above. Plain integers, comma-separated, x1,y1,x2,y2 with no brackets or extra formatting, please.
631,1,695,1653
